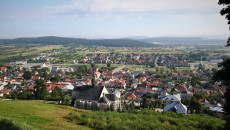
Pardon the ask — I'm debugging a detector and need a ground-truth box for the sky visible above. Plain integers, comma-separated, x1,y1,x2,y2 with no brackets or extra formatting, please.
0,0,229,39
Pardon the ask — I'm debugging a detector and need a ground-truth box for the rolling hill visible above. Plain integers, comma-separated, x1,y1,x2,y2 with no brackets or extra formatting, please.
0,36,157,47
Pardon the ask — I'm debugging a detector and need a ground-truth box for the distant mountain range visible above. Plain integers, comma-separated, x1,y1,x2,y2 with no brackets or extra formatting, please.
0,36,226,47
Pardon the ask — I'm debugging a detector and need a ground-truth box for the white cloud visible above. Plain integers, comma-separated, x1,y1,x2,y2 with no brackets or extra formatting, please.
40,0,221,19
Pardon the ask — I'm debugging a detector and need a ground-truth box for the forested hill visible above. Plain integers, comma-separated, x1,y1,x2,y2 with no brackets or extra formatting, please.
0,36,156,47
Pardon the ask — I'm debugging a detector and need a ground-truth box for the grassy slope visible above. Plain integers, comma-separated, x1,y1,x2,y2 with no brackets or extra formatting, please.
0,100,91,130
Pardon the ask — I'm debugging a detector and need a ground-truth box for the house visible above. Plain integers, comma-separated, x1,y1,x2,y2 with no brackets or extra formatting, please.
161,93,181,105
199,99,211,108
31,76,40,80
180,90,193,98
0,67,7,72
127,93,137,100
0,81,7,90
164,102,187,114
72,85,121,111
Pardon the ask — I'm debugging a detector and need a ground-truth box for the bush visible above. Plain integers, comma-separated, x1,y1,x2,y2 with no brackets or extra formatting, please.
67,109,226,130
0,117,35,130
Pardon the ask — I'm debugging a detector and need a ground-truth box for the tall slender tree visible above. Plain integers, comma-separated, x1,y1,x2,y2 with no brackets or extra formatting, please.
213,0,230,127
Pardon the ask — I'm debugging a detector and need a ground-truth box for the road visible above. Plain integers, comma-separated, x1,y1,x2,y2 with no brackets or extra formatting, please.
112,65,126,73
155,56,159,67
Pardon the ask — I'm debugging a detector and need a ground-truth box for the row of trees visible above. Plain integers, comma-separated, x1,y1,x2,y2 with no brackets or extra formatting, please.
4,79,70,105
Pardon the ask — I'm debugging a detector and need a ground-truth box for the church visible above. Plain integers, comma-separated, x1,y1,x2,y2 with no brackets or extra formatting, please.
72,85,121,111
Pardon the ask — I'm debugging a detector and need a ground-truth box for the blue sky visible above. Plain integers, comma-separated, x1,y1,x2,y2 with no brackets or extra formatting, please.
0,0,229,39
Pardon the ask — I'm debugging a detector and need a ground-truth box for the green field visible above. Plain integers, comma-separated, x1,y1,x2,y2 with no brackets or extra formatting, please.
0,100,91,130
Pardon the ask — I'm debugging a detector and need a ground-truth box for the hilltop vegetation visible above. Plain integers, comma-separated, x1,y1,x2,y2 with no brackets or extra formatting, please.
0,100,226,130
0,36,156,47
68,109,226,130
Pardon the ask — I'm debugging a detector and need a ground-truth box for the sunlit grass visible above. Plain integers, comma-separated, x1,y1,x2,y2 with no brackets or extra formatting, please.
0,100,91,130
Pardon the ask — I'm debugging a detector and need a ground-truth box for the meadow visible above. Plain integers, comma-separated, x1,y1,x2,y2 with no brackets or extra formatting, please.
0,100,91,130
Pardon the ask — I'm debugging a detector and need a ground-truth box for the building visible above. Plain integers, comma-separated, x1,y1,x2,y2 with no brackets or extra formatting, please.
72,85,121,111
163,102,187,114
161,93,181,105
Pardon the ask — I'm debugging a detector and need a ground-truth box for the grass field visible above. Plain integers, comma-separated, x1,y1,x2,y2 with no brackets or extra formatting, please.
0,100,91,130
32,45,64,51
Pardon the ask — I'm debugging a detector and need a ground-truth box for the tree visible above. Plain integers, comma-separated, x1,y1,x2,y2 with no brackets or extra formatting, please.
50,87,62,100
91,63,96,68
22,71,32,80
191,76,202,86
218,0,230,46
50,76,61,83
213,59,230,120
107,63,111,68
190,99,203,114
34,79,48,100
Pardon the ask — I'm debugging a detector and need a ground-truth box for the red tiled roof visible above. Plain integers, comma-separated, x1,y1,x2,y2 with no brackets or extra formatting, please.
172,72,178,75
147,83,158,86
146,87,152,90
215,85,222,89
0,89,9,94
128,93,137,99
199,99,205,102
28,85,35,90
131,84,137,87
178,84,188,90
0,67,7,70
31,76,40,80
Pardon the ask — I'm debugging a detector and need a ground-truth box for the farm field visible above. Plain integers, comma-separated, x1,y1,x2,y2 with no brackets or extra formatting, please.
0,100,91,130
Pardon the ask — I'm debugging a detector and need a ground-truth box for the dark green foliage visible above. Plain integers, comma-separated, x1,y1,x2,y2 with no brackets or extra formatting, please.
213,59,230,86
190,99,203,114
68,109,225,130
107,63,111,68
22,71,32,80
218,0,230,46
0,118,21,130
34,79,48,100
0,36,156,47
7,90,33,99
90,63,95,68
191,76,202,86
49,87,62,101
213,59,230,122
50,76,61,83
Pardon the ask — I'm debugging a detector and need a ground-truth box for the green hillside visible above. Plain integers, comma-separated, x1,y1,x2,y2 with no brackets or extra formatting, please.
0,100,226,130
0,36,157,47
0,100,91,130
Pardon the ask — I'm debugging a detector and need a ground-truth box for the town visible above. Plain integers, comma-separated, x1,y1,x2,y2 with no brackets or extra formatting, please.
0,46,227,117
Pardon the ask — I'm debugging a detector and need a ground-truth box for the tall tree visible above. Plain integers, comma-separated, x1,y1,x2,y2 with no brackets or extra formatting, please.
218,0,230,46
34,79,48,100
213,0,230,127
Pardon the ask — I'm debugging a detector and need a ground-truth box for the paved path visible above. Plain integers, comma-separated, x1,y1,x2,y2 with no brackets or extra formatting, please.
112,65,126,73
155,56,159,67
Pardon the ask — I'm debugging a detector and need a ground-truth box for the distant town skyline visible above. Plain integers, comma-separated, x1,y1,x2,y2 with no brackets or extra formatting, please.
0,0,229,39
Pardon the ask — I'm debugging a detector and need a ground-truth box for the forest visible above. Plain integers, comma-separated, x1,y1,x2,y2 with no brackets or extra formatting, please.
0,36,157,47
